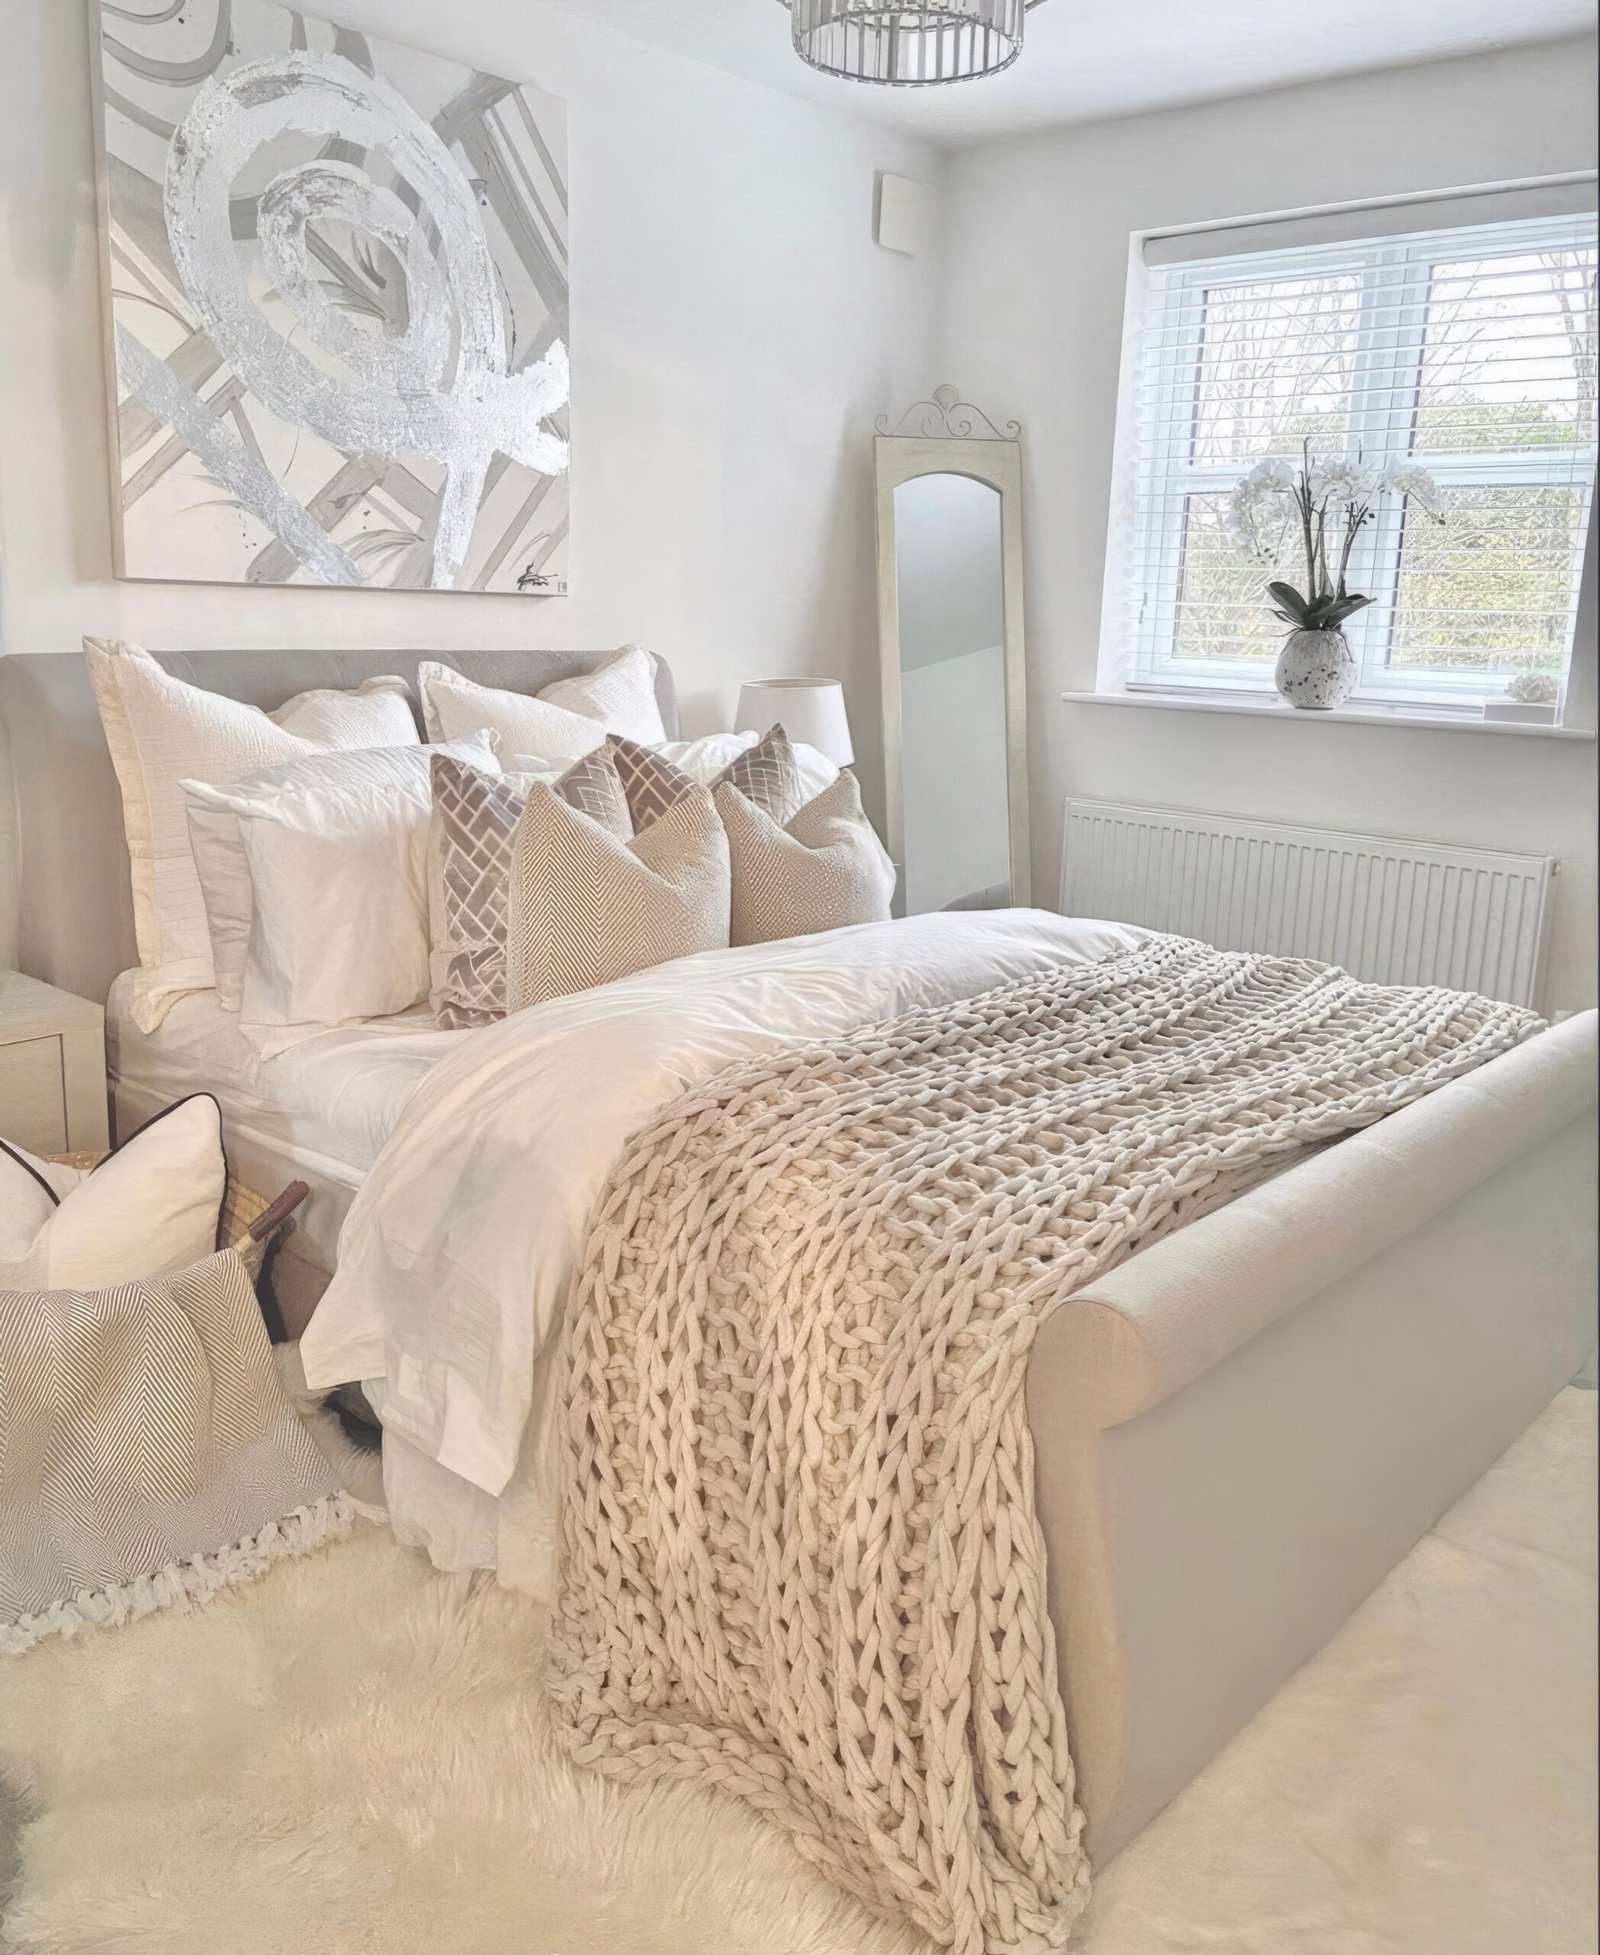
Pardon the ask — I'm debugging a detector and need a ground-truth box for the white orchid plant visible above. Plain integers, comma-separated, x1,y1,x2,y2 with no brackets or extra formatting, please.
1226,442,1445,634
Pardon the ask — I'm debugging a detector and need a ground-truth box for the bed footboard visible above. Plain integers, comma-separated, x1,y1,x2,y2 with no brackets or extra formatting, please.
1027,1012,1598,1865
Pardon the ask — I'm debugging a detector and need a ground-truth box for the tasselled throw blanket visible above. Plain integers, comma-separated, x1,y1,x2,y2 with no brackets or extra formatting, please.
1,1248,351,1654
547,937,1537,1955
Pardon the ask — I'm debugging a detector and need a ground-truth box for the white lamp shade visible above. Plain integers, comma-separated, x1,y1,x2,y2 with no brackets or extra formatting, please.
736,679,854,767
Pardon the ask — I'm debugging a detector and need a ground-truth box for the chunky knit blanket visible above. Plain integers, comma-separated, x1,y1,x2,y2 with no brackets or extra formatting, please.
547,938,1536,1954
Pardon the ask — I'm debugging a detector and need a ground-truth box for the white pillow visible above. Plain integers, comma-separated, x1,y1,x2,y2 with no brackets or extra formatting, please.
418,646,666,763
537,645,667,743
181,735,497,1032
0,1095,226,1291
84,640,418,1031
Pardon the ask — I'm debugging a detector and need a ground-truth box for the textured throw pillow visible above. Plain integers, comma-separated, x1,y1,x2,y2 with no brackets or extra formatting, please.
506,782,731,1012
537,645,667,743
182,735,494,1031
715,725,807,825
84,639,417,1030
554,742,634,839
427,744,633,1028
685,732,840,807
513,731,842,812
0,1094,225,1292
606,729,803,827
418,646,666,764
608,736,699,830
714,770,895,947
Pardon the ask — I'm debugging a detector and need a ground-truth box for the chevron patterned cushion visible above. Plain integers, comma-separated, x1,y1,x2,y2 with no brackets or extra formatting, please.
506,782,731,1011
714,770,895,947
428,748,633,1027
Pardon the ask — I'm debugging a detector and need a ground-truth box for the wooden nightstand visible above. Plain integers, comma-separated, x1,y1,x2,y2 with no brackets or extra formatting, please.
0,971,110,1157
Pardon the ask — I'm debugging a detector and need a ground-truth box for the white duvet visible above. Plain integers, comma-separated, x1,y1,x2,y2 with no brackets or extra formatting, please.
301,910,1150,1556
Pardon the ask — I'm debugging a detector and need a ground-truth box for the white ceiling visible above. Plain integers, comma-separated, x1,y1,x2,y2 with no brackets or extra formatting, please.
538,0,1594,147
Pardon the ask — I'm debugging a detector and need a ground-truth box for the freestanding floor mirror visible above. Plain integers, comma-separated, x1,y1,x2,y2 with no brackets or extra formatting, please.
874,385,1031,916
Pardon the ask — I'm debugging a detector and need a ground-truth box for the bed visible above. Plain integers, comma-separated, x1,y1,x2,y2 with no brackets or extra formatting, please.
107,977,460,1333
1,645,1594,1894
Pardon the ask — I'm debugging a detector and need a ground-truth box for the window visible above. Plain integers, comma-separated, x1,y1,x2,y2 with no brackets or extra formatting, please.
1116,207,1598,713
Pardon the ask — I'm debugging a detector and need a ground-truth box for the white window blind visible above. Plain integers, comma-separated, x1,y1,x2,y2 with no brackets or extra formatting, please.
1116,202,1599,712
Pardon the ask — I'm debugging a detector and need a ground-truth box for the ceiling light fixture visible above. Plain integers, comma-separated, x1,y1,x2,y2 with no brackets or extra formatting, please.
779,0,1047,86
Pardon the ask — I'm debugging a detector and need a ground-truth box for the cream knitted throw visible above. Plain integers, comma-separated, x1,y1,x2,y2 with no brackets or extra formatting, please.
547,938,1536,1955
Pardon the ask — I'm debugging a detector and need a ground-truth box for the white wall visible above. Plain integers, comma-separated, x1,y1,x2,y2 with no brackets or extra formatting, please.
0,0,943,964
940,38,1600,1013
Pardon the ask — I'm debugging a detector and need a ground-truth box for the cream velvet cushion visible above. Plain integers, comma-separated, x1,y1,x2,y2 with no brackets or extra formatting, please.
507,781,731,1011
0,1095,225,1291
419,646,666,765
715,771,895,946
182,736,494,1032
84,639,417,1030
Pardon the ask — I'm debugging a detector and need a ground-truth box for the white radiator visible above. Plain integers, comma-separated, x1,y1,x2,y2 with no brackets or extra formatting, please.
1060,799,1556,1009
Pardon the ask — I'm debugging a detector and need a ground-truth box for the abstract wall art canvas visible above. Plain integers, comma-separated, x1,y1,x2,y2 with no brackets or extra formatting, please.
93,2,570,593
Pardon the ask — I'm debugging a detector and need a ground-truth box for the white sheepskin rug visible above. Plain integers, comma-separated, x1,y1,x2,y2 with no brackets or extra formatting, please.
1,1385,1592,1955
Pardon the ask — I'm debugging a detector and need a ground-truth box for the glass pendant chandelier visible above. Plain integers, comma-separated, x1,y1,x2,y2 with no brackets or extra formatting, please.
781,0,1047,86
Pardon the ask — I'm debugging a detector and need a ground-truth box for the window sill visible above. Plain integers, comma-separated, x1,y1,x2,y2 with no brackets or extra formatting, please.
1061,691,1597,741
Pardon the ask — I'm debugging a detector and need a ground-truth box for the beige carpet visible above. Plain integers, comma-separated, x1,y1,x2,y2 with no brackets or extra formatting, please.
1,1384,1592,1955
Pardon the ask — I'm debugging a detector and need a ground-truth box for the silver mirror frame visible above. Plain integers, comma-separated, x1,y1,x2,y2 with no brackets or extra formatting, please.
874,386,1031,910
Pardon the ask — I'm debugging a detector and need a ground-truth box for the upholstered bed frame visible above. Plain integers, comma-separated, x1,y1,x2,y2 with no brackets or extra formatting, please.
1,646,1594,1866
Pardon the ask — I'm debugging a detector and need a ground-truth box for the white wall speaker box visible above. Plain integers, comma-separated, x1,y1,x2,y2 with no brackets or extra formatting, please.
876,173,935,258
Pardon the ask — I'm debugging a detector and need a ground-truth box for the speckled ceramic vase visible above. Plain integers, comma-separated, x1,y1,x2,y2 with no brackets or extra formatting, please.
1274,628,1357,710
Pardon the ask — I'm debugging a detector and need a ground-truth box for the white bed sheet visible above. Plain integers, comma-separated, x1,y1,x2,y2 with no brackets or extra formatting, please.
300,910,1153,1582
107,972,466,1264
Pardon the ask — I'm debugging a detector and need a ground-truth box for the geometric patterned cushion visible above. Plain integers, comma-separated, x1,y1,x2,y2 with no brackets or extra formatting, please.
712,724,806,825
428,752,527,1029
713,770,895,948
608,737,699,832
428,748,635,1028
554,740,634,841
506,782,731,1012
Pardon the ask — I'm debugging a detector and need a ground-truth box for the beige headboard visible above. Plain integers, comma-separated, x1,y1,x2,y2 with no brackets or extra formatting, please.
0,647,679,1006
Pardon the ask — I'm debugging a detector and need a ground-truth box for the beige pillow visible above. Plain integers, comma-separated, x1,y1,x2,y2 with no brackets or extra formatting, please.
83,639,417,1030
509,731,841,813
716,724,807,825
603,731,804,829
506,781,731,1011
714,771,895,947
608,735,698,829
428,744,634,1028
